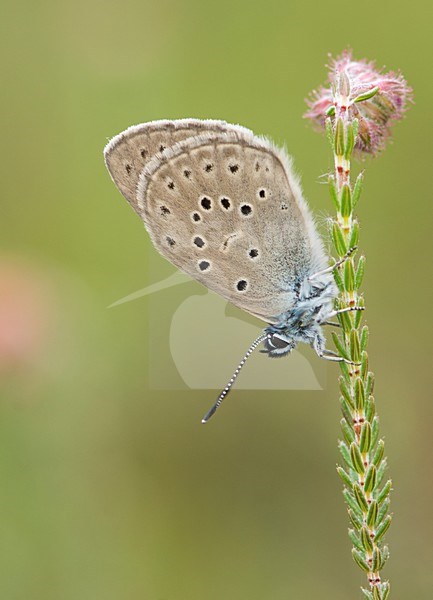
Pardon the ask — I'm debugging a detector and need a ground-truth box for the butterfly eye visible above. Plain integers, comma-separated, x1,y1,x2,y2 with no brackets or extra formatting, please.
264,333,294,357
270,334,291,349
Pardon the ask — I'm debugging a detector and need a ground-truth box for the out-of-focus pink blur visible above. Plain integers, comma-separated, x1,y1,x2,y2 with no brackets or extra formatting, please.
0,258,54,374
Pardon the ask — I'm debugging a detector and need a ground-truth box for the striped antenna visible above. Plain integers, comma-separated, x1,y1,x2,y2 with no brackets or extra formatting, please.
201,332,267,424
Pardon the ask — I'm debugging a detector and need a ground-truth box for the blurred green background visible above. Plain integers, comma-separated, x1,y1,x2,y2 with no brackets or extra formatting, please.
2,1,432,598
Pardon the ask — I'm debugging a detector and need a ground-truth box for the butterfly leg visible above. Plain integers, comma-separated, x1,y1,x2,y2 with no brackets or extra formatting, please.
321,320,342,328
308,246,357,281
319,349,360,365
326,306,364,320
313,336,360,365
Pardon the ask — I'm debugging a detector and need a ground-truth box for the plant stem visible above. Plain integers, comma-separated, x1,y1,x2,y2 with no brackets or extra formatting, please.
328,71,392,600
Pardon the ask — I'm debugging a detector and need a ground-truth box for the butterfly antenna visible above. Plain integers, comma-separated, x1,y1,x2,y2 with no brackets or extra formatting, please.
201,332,267,424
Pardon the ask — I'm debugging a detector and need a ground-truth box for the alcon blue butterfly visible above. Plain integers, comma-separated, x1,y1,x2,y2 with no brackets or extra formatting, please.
104,119,361,422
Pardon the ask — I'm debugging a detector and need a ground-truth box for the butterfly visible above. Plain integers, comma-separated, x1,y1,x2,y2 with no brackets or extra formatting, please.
104,119,359,422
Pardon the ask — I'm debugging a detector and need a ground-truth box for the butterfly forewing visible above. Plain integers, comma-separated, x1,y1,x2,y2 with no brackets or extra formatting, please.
104,119,253,214
137,130,321,322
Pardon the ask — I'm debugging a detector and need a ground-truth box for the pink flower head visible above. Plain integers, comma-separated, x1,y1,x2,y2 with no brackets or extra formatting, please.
305,50,412,154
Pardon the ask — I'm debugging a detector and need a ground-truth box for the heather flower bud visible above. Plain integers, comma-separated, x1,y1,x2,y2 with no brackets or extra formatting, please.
304,50,412,154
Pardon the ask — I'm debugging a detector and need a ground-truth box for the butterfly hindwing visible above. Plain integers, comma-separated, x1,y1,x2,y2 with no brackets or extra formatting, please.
136,129,326,322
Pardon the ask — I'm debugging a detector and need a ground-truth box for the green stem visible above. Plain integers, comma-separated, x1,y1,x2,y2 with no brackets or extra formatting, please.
329,73,392,600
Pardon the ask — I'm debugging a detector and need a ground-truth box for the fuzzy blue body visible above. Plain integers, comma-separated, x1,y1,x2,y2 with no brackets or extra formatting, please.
263,272,337,357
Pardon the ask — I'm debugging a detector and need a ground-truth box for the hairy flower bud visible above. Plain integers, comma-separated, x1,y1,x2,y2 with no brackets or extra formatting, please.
304,50,412,154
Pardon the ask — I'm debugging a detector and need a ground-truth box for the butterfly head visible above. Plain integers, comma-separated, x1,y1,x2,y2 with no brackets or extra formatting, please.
263,331,296,357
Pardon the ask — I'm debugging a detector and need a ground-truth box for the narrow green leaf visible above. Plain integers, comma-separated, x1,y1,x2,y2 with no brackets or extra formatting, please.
333,266,345,291
364,464,377,493
351,442,365,475
373,584,381,600
361,351,369,379
367,500,378,528
381,582,390,600
365,396,375,423
325,118,334,147
339,308,353,332
371,547,381,572
355,256,366,289
348,508,363,530
360,326,369,352
353,482,369,513
361,589,374,600
337,465,353,488
376,459,388,487
332,221,348,256
354,377,365,411
350,329,361,363
361,526,374,553
352,171,364,208
326,104,336,116
372,440,385,467
360,421,372,453
354,86,379,103
377,498,390,525
349,220,359,248
352,548,370,572
352,118,359,140
340,184,352,217
335,118,345,156
377,480,392,505
354,296,365,328
349,528,364,552
344,259,355,292
375,515,392,543
344,489,364,519
328,175,340,211
344,122,355,159
339,359,350,380
371,416,380,449
339,376,355,409
339,441,354,470
341,418,356,444
332,332,351,362
366,372,375,397
340,397,353,426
